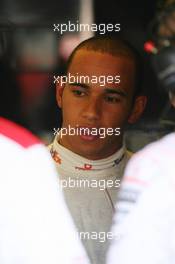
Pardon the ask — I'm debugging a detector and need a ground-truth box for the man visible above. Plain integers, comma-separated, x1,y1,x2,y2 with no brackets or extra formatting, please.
107,12,175,261
50,36,146,264
0,118,89,264
0,34,89,262
107,91,175,264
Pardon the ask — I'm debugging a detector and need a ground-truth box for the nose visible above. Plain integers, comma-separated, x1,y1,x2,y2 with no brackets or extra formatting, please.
81,97,101,122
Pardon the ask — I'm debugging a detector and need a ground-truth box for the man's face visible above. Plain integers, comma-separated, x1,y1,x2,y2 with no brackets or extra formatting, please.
57,50,144,160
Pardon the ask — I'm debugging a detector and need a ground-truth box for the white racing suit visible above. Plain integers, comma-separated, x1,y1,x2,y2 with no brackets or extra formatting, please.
0,117,89,264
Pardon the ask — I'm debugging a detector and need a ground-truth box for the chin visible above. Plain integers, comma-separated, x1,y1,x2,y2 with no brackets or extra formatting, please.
76,147,106,160
71,144,97,157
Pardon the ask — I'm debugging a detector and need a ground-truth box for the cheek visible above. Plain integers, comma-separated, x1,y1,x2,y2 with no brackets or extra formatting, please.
62,89,80,109
103,104,131,127
61,99,80,125
102,113,121,128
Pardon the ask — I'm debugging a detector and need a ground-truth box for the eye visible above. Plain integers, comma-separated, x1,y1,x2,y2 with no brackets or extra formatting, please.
105,95,121,103
72,89,86,97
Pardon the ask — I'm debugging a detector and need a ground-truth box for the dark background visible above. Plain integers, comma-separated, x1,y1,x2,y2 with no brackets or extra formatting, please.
0,0,173,149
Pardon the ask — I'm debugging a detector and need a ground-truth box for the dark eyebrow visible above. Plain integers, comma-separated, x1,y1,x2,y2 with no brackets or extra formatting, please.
104,88,127,97
69,83,127,97
68,82,89,89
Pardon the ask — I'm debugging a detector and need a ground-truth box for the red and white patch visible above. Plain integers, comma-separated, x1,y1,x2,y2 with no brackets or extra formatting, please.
0,117,41,148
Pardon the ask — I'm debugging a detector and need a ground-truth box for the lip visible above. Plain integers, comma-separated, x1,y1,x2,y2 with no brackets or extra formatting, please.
77,126,100,141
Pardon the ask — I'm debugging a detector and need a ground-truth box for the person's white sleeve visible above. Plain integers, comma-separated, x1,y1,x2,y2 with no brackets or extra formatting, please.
107,141,175,264
0,134,90,264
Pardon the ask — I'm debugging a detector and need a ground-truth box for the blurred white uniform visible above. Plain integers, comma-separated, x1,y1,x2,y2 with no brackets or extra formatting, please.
107,132,175,264
0,117,89,264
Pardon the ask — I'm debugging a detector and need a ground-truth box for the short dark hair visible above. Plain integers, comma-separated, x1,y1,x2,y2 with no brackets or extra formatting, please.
66,36,144,98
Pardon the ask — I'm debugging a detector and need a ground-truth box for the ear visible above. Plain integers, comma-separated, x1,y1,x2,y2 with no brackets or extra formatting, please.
128,96,147,124
169,91,175,108
56,82,65,108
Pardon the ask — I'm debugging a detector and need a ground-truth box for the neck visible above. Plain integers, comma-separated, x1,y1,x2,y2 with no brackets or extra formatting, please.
58,137,123,161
